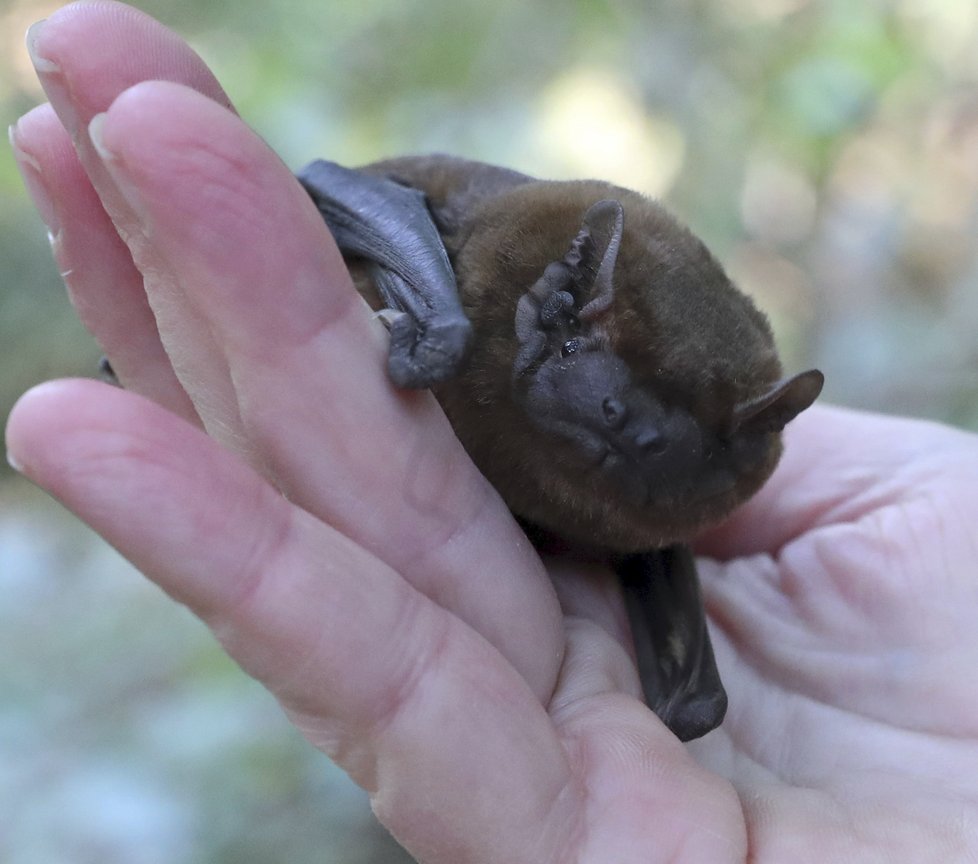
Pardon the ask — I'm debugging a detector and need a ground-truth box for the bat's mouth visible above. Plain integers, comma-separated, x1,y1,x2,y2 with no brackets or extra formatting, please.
594,441,737,511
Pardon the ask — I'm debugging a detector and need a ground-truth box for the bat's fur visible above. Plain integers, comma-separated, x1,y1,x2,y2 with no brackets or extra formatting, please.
302,154,822,739
350,156,815,553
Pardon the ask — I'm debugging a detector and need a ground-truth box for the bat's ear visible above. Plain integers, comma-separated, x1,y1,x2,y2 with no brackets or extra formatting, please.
568,199,625,322
513,199,624,373
732,369,824,434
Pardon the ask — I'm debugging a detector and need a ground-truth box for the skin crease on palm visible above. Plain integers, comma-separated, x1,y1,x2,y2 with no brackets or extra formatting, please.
6,2,978,862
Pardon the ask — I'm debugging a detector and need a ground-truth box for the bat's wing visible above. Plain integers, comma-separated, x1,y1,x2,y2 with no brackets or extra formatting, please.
617,545,727,741
297,159,472,388
358,154,534,237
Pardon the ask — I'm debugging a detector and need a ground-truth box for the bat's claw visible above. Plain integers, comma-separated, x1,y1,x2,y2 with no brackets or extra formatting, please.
386,313,472,389
374,308,407,333
98,356,121,387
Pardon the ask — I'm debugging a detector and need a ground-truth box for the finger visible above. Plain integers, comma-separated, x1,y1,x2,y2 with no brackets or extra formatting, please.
547,556,634,655
26,1,233,407
89,80,564,701
10,103,198,420
5,380,578,864
548,694,748,862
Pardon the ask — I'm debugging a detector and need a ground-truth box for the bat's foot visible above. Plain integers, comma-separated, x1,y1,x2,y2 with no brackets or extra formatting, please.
385,312,472,389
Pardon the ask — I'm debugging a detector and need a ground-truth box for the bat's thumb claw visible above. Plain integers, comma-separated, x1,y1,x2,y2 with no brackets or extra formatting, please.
374,308,408,333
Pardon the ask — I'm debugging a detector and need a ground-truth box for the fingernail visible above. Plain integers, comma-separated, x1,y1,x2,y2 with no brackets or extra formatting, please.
88,113,112,162
9,121,61,235
88,113,149,226
6,448,24,474
26,19,58,74
26,19,82,141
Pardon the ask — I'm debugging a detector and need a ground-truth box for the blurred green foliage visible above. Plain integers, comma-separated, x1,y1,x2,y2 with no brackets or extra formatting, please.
1,0,976,861
2,0,976,443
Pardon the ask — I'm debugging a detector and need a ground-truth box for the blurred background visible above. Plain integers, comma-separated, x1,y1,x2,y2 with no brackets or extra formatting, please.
1,0,976,861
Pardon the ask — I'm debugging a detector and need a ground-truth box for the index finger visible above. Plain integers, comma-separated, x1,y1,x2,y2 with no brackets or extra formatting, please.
86,79,565,702
25,1,233,406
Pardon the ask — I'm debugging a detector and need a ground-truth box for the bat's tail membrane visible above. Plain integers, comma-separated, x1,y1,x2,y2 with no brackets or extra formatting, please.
616,545,727,741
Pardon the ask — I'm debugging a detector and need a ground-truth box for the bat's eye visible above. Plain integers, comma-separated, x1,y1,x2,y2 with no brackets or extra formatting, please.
566,314,581,332
561,338,581,357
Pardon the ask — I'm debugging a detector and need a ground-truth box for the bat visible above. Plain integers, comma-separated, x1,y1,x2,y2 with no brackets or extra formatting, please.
296,155,824,741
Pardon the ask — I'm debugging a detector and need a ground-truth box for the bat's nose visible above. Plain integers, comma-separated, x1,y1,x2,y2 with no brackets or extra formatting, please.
602,397,669,458
601,397,627,429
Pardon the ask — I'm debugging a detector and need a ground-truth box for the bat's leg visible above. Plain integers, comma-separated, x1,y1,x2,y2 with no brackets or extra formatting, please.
297,159,472,388
616,545,727,741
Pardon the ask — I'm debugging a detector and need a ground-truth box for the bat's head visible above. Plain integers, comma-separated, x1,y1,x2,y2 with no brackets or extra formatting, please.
453,185,822,552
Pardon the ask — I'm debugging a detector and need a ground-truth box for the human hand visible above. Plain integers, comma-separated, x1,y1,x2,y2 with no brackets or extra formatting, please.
8,4,978,861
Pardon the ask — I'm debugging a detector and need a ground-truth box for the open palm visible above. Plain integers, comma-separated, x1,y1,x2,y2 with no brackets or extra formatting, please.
8,4,978,861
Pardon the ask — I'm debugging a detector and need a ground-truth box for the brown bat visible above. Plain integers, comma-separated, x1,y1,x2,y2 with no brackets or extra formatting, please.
297,155,823,741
